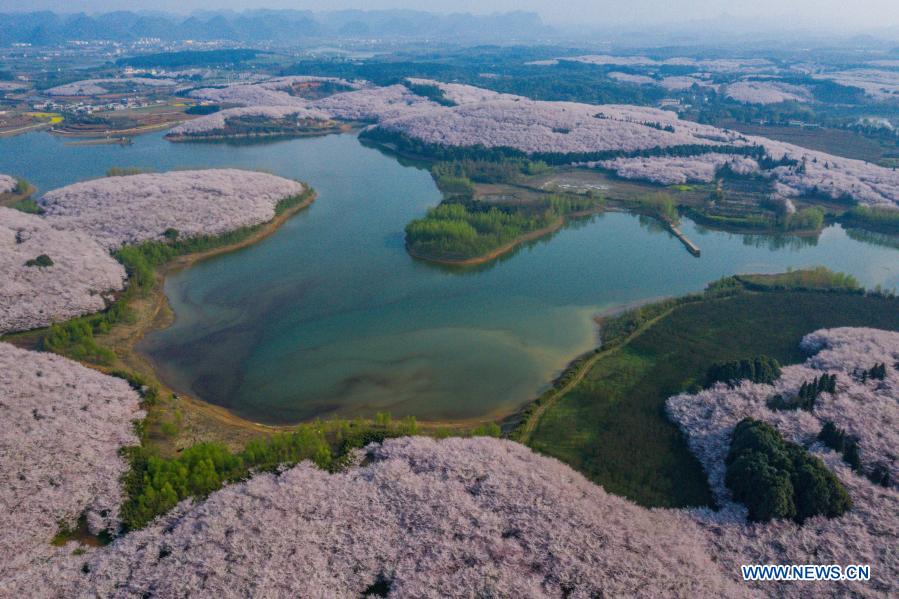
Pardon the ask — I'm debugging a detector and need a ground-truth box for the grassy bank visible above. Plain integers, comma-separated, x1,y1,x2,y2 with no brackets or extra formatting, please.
120,405,501,531
0,178,36,211
684,204,826,235
36,188,317,365
515,272,899,509
840,205,899,236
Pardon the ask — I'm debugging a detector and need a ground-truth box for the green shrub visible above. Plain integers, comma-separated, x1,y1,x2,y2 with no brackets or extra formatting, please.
628,192,679,224
768,374,836,411
122,429,332,530
10,198,42,214
405,192,602,261
431,158,550,185
818,421,846,452
404,81,456,106
470,422,502,437
25,254,54,267
120,411,418,531
185,104,221,115
868,464,891,487
785,206,824,231
842,205,899,234
106,167,153,177
842,438,862,472
434,175,475,198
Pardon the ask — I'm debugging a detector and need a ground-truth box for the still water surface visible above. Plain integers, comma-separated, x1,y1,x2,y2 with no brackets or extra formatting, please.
2,131,898,423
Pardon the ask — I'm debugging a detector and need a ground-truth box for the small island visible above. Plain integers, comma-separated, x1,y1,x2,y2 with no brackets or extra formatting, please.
165,105,348,141
405,191,604,265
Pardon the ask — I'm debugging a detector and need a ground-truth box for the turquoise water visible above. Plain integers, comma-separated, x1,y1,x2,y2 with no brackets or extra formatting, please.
2,131,898,423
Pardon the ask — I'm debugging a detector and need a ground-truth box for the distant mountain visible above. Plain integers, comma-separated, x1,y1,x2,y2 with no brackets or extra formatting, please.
0,9,552,46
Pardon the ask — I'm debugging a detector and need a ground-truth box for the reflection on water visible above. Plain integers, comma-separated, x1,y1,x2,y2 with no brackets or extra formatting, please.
844,227,899,250
1,131,898,424
740,232,820,251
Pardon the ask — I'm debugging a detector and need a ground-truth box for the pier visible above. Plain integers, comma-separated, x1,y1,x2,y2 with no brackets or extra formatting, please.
669,224,701,256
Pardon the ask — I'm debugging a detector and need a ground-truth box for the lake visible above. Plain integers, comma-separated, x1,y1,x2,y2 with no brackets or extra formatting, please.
2,131,898,423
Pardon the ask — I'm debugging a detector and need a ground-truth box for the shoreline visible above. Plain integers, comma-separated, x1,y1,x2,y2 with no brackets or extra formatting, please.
165,123,351,143
98,187,508,447
3,189,322,451
49,121,186,138
113,191,322,443
682,207,824,238
3,182,533,448
510,301,685,444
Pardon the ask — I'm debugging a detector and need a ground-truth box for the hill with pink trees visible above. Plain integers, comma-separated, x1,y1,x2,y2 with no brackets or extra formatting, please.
40,169,306,250
594,154,760,185
177,78,899,208
45,77,177,96
167,105,333,137
725,81,813,105
0,343,143,596
310,84,439,122
0,207,126,334
669,327,898,597
0,327,895,596
76,436,741,598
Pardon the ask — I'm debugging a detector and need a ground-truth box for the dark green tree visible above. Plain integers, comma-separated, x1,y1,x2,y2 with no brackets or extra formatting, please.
818,421,846,452
843,439,862,472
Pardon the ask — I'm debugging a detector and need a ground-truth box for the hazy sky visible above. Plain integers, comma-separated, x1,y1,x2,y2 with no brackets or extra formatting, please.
2,0,898,31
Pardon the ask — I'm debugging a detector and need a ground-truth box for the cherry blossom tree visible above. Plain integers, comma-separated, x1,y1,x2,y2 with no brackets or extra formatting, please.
45,78,177,96
725,81,812,105
168,105,332,136
0,174,17,194
0,343,143,596
0,207,126,333
40,169,306,250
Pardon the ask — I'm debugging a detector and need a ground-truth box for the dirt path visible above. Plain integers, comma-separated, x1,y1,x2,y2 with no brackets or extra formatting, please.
515,306,679,445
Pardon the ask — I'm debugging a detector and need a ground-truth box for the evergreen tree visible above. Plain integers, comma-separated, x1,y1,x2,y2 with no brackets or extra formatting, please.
725,418,851,524
868,464,891,487
842,439,862,472
818,421,846,452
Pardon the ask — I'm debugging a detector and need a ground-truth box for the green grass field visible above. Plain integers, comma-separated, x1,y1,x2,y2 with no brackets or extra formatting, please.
526,289,899,509
722,121,894,165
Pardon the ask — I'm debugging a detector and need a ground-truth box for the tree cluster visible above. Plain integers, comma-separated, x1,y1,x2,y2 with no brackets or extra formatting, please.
24,254,54,268
868,362,887,381
0,208,126,335
818,421,892,486
725,418,852,523
768,374,836,411
706,355,782,388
